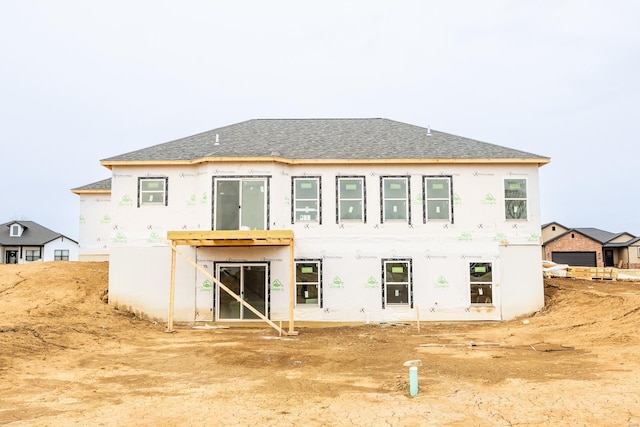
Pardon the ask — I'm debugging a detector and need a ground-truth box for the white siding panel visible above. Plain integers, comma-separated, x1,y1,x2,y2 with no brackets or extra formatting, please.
499,244,544,320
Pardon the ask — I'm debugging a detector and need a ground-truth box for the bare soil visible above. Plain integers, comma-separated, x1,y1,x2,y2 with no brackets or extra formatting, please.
1,262,640,426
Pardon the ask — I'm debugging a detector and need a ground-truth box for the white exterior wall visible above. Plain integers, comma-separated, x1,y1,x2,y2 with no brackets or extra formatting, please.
78,193,112,261
43,236,79,261
109,245,194,320
499,244,544,320
107,161,544,322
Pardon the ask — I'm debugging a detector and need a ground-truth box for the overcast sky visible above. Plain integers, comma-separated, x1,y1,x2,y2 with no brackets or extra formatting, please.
1,1,638,240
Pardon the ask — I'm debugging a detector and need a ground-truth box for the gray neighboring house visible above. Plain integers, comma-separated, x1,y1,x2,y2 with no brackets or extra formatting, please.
0,220,79,264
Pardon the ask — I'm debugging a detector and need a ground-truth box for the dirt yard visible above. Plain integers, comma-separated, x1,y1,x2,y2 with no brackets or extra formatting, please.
1,262,639,426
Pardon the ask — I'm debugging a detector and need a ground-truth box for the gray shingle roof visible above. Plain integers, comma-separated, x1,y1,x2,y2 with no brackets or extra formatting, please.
71,178,112,192
573,228,621,244
101,118,549,163
0,221,77,246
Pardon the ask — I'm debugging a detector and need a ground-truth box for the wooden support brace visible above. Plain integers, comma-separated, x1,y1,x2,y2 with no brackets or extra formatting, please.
166,241,290,336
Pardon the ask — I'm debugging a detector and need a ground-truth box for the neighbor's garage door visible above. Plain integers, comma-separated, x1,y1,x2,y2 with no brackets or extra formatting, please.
551,251,597,267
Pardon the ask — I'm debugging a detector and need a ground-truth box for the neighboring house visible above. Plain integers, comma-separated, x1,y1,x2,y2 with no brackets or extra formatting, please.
71,178,112,261
542,222,638,268
75,118,550,323
0,220,78,264
606,237,640,269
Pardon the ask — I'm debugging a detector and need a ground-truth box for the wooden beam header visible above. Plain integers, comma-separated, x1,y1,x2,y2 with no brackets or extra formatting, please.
167,230,294,247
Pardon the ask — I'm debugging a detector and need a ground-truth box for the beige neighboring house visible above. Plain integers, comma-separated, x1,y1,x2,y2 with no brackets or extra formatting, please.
604,236,640,269
0,220,78,264
71,178,112,261
74,118,551,324
542,222,638,268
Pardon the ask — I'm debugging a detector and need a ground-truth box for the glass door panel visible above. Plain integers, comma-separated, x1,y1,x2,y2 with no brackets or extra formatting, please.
218,266,241,319
216,263,267,320
216,180,240,230
242,265,267,319
241,181,266,230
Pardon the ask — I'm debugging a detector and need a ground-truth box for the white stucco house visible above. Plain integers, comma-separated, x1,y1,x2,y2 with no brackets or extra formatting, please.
0,220,78,264
74,118,550,325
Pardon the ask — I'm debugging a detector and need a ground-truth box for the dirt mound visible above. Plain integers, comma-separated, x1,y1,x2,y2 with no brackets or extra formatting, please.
0,262,156,358
1,262,640,426
536,277,640,344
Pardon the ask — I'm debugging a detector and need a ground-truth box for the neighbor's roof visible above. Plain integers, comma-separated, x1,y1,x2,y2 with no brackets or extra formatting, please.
71,178,112,194
603,234,640,248
544,226,637,247
100,118,550,167
0,221,77,246
541,221,570,230
574,228,622,244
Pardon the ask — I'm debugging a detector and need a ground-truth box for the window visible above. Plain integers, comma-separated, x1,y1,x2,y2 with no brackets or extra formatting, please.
10,224,21,237
504,178,527,220
213,177,269,230
292,177,321,224
295,260,322,306
382,259,412,308
470,262,493,305
138,177,168,206
337,177,365,223
54,249,69,261
381,177,409,222
25,250,41,262
424,176,452,222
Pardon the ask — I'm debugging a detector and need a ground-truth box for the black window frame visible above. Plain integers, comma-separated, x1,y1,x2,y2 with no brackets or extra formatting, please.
504,178,528,221
54,249,70,261
381,258,413,309
294,259,323,308
291,176,322,224
137,177,169,207
336,176,366,224
423,175,453,223
469,262,493,305
25,249,41,262
211,176,271,231
380,176,411,224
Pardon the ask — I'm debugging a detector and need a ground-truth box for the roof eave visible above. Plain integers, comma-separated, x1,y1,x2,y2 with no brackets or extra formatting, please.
101,157,551,167
71,189,111,195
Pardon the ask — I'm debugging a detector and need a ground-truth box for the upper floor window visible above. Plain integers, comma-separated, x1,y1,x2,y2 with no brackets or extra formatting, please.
10,224,21,237
336,177,366,223
292,177,321,224
504,178,527,220
382,259,412,308
213,177,269,230
381,176,409,223
424,176,452,222
138,177,168,207
54,249,70,261
295,260,322,307
470,262,493,305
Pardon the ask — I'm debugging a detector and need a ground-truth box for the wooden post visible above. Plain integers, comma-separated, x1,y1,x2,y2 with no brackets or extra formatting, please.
166,241,177,332
288,239,296,334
